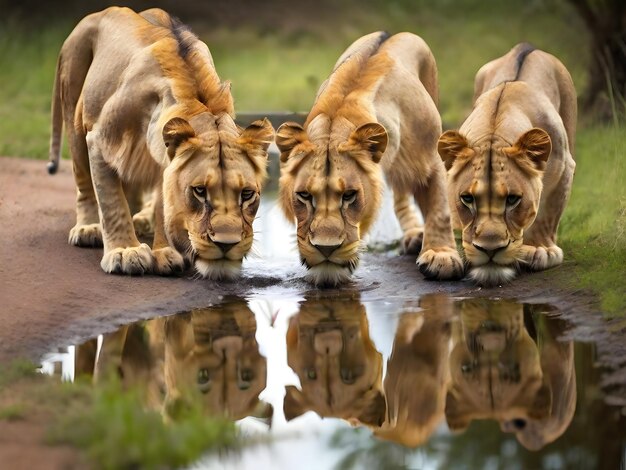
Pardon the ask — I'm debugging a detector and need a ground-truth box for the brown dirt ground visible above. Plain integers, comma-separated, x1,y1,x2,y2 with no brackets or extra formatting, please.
0,156,624,468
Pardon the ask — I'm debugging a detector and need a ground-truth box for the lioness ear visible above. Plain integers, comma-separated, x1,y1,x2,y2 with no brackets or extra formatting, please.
238,118,275,153
438,130,474,170
276,122,309,163
345,122,388,163
356,389,387,427
445,390,471,433
163,117,196,160
504,128,551,169
528,380,553,420
283,385,309,421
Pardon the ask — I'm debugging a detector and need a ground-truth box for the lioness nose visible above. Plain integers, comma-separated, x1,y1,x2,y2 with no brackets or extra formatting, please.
314,243,341,258
314,330,342,355
472,242,507,259
214,241,237,253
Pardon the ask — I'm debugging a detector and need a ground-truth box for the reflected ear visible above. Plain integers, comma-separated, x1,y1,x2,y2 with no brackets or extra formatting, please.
276,122,309,163
356,389,387,427
238,118,275,153
283,385,309,421
163,313,194,358
163,117,196,160
438,130,474,170
343,122,388,163
528,381,552,420
445,391,471,432
504,128,552,169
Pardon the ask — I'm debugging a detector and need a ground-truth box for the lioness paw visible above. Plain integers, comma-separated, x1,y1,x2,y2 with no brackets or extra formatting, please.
401,227,424,255
69,223,103,247
521,244,563,271
417,247,464,280
101,243,154,275
152,247,185,276
132,212,154,237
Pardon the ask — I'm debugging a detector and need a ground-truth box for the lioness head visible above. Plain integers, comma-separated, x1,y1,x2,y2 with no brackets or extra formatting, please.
438,127,551,286
284,295,385,426
276,114,386,286
445,299,551,433
162,112,274,280
162,300,269,421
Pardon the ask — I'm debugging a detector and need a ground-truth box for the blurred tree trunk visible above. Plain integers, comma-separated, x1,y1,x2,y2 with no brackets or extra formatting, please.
566,0,626,119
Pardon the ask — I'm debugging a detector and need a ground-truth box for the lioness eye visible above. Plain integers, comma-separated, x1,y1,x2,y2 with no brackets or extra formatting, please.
197,368,211,393
241,189,256,202
296,191,312,203
192,186,207,198
460,194,474,205
342,190,357,203
506,194,521,206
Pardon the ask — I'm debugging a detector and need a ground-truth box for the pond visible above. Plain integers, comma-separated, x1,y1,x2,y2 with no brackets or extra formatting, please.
42,292,626,469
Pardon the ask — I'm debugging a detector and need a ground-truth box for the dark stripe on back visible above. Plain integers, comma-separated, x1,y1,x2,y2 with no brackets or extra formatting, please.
513,42,536,81
169,16,196,59
332,30,391,73
486,43,536,191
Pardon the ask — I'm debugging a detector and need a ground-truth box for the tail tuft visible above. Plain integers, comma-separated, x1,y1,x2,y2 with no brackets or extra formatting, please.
47,160,58,175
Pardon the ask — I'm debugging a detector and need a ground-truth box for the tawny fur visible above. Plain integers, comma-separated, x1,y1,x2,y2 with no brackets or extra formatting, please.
277,32,463,286
439,43,576,286
284,296,385,426
49,7,273,278
445,300,576,450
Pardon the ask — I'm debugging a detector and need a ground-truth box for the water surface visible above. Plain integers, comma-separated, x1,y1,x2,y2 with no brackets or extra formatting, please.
44,294,626,470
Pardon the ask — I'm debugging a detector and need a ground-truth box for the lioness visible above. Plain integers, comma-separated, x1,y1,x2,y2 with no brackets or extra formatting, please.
277,32,463,286
445,299,553,435
163,301,270,420
438,43,576,286
75,299,271,421
48,7,274,279
284,295,385,426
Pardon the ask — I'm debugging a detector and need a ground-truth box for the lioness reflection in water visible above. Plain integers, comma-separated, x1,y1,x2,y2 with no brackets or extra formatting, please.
375,294,453,446
284,294,385,427
75,298,271,422
446,299,576,450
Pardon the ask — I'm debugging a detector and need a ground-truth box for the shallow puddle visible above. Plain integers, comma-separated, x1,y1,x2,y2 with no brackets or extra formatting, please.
42,294,626,469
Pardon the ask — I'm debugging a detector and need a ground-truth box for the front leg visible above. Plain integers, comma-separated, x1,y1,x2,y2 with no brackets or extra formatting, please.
87,133,153,275
151,187,185,276
413,164,464,280
520,152,573,272
518,244,563,271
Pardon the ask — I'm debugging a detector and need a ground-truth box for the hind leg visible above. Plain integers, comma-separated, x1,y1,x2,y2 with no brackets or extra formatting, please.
68,126,102,247
413,164,464,280
393,190,423,254
130,187,156,237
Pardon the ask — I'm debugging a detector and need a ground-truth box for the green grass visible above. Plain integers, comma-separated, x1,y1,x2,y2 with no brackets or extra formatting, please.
0,403,27,421
48,379,238,470
0,360,239,469
0,0,623,313
558,125,626,314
